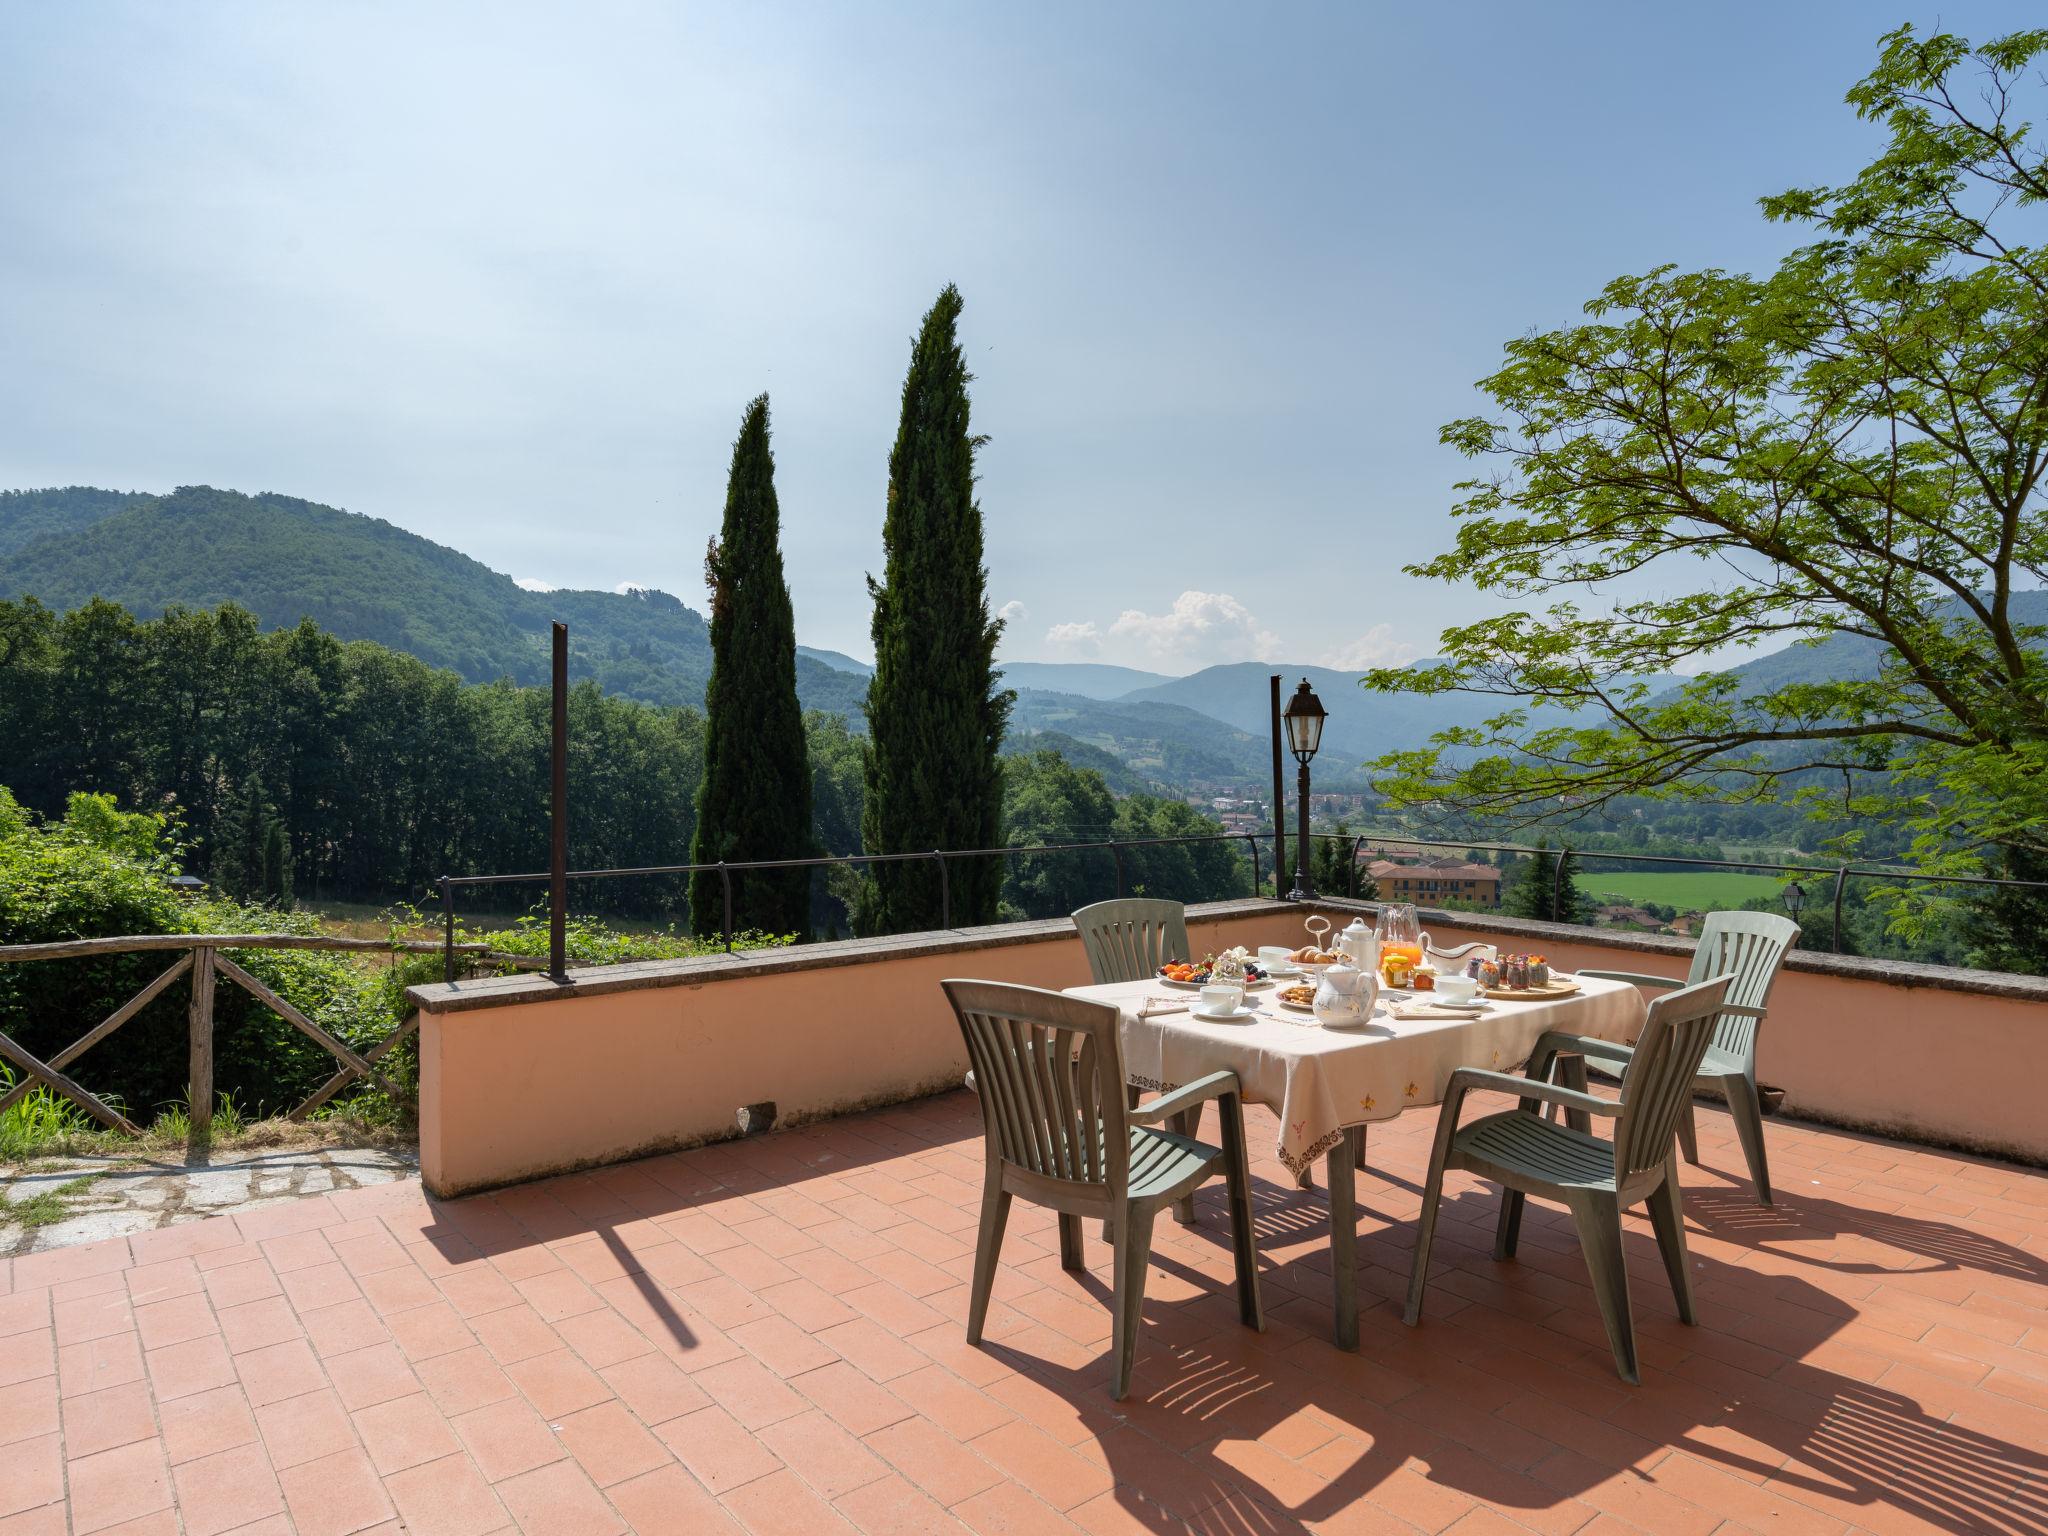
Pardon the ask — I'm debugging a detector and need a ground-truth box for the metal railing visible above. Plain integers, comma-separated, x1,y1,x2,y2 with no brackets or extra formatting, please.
434,828,2048,980
435,831,1274,981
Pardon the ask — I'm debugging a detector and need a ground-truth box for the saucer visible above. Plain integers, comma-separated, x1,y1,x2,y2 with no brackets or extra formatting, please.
1190,1004,1258,1024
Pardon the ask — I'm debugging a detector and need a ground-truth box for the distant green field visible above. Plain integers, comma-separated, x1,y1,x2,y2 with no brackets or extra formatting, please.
1574,870,1783,912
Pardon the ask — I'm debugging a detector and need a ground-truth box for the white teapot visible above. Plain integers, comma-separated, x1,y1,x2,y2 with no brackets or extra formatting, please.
1335,917,1380,974
1312,963,1379,1028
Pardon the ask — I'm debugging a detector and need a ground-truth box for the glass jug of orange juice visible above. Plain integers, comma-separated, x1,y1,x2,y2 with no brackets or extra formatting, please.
1374,903,1430,981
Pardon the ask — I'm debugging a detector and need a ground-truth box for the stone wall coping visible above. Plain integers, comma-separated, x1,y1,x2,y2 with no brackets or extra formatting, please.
406,894,2048,1013
1305,897,2048,1004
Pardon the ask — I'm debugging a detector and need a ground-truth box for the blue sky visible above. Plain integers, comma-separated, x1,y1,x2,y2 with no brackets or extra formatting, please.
1,2,2037,672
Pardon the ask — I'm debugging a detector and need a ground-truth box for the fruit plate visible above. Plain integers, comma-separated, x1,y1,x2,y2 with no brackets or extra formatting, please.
1480,979,1581,1001
1158,972,1273,990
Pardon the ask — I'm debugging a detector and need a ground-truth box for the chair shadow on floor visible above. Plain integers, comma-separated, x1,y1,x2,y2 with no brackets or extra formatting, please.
1684,1173,2048,1287
1012,1177,2048,1536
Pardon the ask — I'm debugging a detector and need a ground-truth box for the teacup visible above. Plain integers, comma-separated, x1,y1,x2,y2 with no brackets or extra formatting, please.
1197,984,1242,1016
1257,945,1296,971
1434,973,1480,1005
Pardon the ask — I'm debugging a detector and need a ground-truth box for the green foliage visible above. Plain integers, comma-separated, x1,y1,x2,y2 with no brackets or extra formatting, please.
690,398,813,937
859,286,1013,933
1501,846,1587,924
0,598,709,916
0,1063,91,1160
1311,821,1379,900
997,751,1250,920
1363,25,2048,946
0,487,147,557
0,799,416,1119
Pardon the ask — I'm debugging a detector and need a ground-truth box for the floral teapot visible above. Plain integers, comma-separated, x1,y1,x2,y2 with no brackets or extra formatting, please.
1312,963,1379,1028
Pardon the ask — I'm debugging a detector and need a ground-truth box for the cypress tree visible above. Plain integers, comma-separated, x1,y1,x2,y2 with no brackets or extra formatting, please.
261,819,293,907
858,286,1012,934
688,395,814,939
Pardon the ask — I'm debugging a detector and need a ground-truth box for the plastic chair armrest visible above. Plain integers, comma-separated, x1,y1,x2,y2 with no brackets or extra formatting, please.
1130,1071,1241,1125
1448,1066,1620,1119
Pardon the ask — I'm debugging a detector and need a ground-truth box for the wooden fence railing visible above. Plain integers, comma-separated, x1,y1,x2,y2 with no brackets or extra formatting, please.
0,933,503,1139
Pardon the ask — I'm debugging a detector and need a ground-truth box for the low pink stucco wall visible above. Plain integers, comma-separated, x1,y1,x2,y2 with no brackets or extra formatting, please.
410,902,1309,1197
1416,914,2048,1165
409,898,2047,1196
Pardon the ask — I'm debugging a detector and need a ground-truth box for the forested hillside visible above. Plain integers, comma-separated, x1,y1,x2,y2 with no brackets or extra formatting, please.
0,597,1245,928
0,484,865,715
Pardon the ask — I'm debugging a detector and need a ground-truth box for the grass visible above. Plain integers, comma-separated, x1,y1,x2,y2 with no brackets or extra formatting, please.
1576,870,1786,912
0,1066,93,1160
0,1173,101,1230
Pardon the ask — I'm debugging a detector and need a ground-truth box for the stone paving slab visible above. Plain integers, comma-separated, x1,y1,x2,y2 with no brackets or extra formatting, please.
0,1142,417,1257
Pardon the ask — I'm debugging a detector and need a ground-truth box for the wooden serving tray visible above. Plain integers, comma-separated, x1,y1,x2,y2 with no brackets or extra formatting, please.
1480,979,1581,1001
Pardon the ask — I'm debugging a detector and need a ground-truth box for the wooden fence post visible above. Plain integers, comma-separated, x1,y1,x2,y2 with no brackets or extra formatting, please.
188,945,216,1141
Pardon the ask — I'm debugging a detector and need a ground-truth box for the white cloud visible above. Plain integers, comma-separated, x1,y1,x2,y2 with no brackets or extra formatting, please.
613,582,644,595
1044,620,1102,655
1106,590,1280,666
1320,625,1418,671
513,576,557,592
998,599,1029,627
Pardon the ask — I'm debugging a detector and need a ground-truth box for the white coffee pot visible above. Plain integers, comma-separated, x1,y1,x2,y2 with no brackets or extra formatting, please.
1312,963,1379,1028
1335,917,1380,973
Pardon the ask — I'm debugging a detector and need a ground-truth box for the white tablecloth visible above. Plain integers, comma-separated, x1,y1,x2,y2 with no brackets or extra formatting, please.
1065,975,1648,1178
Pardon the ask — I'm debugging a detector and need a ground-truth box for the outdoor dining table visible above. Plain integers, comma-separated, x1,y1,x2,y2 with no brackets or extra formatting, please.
1062,972,1648,1350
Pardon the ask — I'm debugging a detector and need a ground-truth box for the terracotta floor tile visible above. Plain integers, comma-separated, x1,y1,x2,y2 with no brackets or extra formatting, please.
792,1359,914,1436
382,1451,508,1536
597,1353,709,1426
135,1293,217,1352
218,1297,303,1357
274,1444,400,1536
417,1344,521,1417
720,1466,859,1534
386,1300,476,1363
552,1399,671,1487
0,1376,60,1448
757,1406,890,1499
299,1296,392,1360
158,1383,260,1465
68,1437,173,1534
279,1262,363,1314
63,1380,159,1458
354,1389,464,1474
867,1414,1005,1506
470,1304,563,1367
451,1394,569,1482
169,1441,284,1536
504,1346,613,1418
254,1386,357,1470
494,1458,625,1535
234,1338,326,1407
693,1353,807,1429
145,1335,236,1401
653,1403,784,1494
971,1419,1115,1513
0,1432,63,1519
953,1479,1088,1535
203,1260,283,1312
605,1462,745,1535
324,1341,419,1411
835,1471,974,1536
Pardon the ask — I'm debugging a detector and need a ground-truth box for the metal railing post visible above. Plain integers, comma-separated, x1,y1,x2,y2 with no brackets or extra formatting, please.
719,863,733,952
1245,836,1261,898
934,852,952,929
439,876,454,984
1832,866,1849,953
1551,846,1570,922
1110,843,1125,900
1350,834,1365,899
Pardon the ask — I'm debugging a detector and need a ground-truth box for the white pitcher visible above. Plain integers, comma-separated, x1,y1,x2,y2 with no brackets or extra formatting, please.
1335,917,1380,975
1312,963,1379,1028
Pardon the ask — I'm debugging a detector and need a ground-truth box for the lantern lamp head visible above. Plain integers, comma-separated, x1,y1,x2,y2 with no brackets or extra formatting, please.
1282,679,1326,765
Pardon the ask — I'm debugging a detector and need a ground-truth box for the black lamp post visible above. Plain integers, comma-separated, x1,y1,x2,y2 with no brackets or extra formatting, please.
1782,880,1807,921
1282,679,1326,900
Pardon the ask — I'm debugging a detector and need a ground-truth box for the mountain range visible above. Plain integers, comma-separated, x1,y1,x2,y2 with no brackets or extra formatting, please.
2,482,1953,797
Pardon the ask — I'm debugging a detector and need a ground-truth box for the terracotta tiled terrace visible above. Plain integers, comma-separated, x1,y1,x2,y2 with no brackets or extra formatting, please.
2,1091,2044,1536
